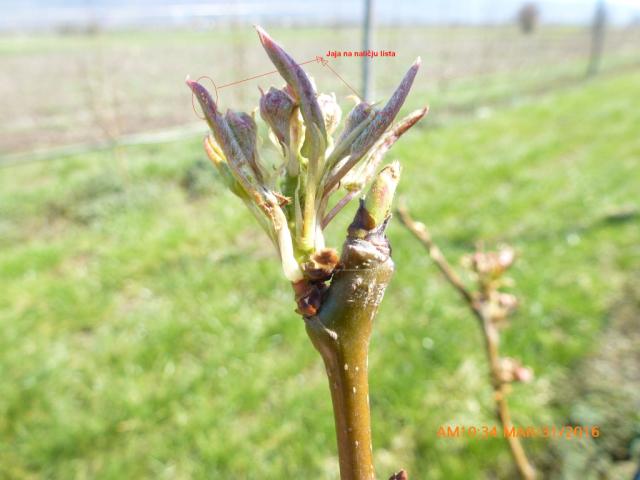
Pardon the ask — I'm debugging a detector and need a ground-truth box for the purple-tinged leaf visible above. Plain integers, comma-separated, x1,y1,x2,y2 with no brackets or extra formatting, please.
259,86,296,152
350,58,421,160
255,26,326,157
186,78,264,204
322,59,421,194
225,109,263,182
346,107,429,190
336,101,374,145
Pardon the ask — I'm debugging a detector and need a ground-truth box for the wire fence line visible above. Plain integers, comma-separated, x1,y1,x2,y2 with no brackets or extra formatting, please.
1,14,639,166
3,55,639,170
1,59,638,169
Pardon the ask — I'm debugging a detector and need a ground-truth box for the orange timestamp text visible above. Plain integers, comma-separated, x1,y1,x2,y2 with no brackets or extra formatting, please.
437,424,600,439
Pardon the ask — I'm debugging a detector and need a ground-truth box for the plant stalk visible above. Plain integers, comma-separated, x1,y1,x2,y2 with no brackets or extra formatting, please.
305,208,395,480
482,318,536,480
397,206,536,480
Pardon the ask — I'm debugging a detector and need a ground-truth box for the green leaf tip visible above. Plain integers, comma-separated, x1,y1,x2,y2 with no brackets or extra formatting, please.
364,161,401,228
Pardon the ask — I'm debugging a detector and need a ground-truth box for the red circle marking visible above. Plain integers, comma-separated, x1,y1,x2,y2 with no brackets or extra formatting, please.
190,75,219,120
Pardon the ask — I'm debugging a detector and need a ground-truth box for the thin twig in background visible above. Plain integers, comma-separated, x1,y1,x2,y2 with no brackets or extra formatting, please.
397,205,536,480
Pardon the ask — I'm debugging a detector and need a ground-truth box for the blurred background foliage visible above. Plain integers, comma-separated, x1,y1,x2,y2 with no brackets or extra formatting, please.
0,1,639,478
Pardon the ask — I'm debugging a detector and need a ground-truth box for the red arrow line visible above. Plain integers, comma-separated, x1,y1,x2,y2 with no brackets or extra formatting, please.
323,61,362,99
216,58,318,89
208,56,363,104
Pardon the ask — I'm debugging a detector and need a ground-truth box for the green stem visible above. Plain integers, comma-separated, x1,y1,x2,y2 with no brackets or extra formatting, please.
306,216,394,480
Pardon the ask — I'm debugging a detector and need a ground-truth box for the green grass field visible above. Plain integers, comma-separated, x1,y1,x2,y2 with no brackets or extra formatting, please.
1,68,639,478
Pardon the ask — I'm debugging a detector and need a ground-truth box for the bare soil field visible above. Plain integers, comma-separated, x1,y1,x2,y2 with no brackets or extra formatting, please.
1,25,638,156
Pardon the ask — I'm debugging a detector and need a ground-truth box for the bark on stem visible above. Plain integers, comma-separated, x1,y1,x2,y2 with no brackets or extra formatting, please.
305,209,395,480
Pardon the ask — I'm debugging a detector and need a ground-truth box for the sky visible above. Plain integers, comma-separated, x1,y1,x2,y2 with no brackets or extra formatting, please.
1,0,639,31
